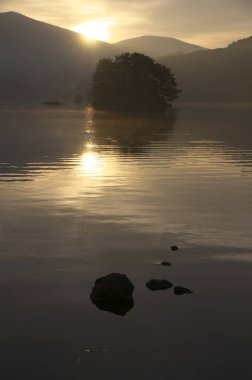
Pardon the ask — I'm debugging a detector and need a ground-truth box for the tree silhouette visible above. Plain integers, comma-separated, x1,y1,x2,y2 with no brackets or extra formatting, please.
90,53,180,111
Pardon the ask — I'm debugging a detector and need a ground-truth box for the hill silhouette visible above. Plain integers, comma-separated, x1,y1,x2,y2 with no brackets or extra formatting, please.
0,12,115,103
1,12,251,104
114,35,206,58
160,36,252,102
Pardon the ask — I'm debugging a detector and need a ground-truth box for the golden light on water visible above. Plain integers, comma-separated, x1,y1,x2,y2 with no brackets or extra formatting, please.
78,152,104,174
71,20,112,42
86,143,95,149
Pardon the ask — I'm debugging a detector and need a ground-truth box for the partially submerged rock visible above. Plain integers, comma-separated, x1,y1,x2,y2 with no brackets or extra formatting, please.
91,297,134,316
146,279,173,291
90,273,134,303
174,286,193,295
170,245,179,251
159,261,172,266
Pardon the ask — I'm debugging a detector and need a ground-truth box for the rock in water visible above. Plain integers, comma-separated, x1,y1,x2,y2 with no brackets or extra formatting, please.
146,279,173,291
91,298,134,316
174,286,193,295
90,273,134,303
170,245,179,251
160,261,172,266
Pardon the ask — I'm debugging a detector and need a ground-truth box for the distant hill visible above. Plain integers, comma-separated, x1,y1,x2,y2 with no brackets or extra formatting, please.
160,36,252,103
114,36,206,58
0,12,115,103
1,12,251,104
228,36,252,50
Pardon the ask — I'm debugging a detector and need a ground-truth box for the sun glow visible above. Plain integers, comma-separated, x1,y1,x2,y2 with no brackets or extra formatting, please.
78,152,104,174
71,20,112,42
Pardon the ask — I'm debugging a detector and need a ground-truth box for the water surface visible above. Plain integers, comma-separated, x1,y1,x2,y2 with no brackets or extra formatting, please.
0,105,251,379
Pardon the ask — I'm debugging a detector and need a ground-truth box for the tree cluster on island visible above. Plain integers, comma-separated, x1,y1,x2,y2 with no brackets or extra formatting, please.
89,52,181,111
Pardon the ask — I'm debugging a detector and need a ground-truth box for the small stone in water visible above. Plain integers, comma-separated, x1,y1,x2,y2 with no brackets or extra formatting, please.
174,286,193,295
146,279,173,291
170,245,179,251
83,348,111,353
160,261,172,266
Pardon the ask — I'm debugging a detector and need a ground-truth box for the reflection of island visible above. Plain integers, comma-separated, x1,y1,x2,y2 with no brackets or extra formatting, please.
1,106,252,182
0,107,176,181
83,108,176,155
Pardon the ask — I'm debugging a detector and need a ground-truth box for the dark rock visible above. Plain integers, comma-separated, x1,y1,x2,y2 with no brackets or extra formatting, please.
91,297,134,316
146,279,173,291
174,286,193,295
90,273,134,303
170,245,179,251
159,261,172,266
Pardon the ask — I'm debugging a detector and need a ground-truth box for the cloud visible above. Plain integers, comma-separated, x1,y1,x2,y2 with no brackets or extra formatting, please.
1,0,251,47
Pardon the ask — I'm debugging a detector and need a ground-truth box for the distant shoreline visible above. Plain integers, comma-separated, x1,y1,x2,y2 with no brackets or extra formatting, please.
1,102,252,110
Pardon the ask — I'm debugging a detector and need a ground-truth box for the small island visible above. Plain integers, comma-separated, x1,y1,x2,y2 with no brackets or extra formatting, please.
89,52,180,112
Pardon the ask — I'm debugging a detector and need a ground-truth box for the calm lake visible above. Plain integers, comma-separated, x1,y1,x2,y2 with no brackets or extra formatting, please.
0,105,252,379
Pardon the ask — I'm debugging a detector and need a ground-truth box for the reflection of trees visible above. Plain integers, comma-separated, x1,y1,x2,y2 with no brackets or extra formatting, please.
83,108,176,155
1,106,252,182
0,108,176,181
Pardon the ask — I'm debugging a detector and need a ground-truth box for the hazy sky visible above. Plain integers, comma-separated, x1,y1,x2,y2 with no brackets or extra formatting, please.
1,0,251,47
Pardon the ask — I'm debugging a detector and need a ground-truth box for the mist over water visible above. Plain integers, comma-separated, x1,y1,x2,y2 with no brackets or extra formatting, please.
0,105,252,379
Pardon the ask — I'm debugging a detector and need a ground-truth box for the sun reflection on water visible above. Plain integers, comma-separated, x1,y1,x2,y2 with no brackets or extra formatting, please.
83,106,95,144
76,107,105,175
78,151,104,174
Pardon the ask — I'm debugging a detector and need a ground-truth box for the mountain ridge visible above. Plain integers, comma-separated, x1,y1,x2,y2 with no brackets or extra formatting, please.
0,11,251,104
0,11,115,103
159,35,252,102
114,35,206,58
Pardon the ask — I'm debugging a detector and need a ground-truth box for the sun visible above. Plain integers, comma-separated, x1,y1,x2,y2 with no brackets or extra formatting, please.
71,20,111,42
